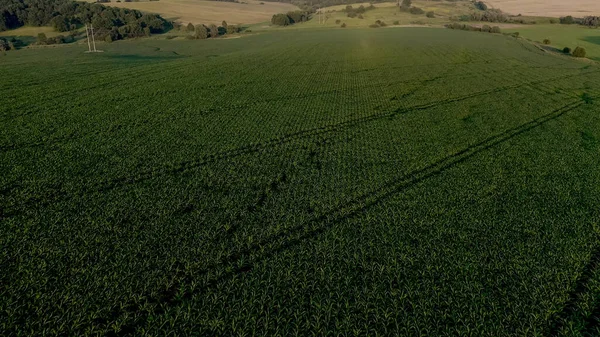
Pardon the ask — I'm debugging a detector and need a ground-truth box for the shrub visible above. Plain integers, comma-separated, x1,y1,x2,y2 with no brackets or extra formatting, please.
409,7,424,15
563,47,571,54
335,19,341,24
491,26,501,33
195,24,208,39
347,12,357,18
358,14,364,19
543,39,551,45
37,33,47,44
369,23,380,28
560,16,575,24
271,13,290,26
481,25,491,32
474,1,487,10
341,23,346,28
187,22,195,32
0,38,11,51
549,18,557,24
426,11,435,18
512,32,520,38
393,20,400,25
572,47,586,58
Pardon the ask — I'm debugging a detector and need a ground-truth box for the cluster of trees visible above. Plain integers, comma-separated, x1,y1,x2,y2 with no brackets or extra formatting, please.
468,9,508,22
398,0,426,15
180,20,239,39
36,32,75,44
446,23,501,34
271,11,310,26
0,0,171,41
452,9,508,23
560,15,600,27
344,4,374,18
368,19,386,28
261,0,387,12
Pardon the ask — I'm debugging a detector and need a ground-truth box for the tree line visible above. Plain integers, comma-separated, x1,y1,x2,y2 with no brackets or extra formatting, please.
560,15,600,27
178,20,240,39
0,0,171,41
271,11,310,26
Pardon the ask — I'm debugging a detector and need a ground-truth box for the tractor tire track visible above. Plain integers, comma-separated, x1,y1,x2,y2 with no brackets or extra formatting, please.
109,99,586,336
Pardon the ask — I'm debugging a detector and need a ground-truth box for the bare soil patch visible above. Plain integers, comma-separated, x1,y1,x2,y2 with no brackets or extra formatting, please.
486,0,600,17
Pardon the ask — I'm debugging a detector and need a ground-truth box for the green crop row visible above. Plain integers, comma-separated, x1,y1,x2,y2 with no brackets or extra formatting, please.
1,28,600,335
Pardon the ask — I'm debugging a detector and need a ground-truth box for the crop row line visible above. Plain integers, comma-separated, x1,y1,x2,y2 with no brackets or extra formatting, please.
2,72,594,216
110,98,586,335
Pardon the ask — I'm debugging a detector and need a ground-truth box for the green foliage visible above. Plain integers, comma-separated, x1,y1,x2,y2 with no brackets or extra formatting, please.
340,22,346,28
226,24,239,34
474,1,487,10
0,37,12,51
560,16,576,24
187,22,195,32
409,7,424,15
469,9,509,23
271,13,290,26
563,47,571,54
573,46,587,58
208,24,218,37
286,10,308,24
491,26,501,33
2,28,600,337
271,11,310,26
0,0,172,41
195,24,208,39
36,32,46,44
426,11,435,18
543,39,551,45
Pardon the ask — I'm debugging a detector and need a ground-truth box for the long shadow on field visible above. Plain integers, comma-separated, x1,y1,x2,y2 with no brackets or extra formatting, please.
3,70,594,218
109,98,588,336
549,241,600,336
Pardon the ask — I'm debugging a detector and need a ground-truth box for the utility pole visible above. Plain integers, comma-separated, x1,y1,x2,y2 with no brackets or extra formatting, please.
85,24,91,52
91,24,97,52
84,23,103,53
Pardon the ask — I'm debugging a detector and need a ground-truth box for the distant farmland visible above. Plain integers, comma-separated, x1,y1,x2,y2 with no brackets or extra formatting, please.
486,0,600,17
2,28,600,335
85,0,299,25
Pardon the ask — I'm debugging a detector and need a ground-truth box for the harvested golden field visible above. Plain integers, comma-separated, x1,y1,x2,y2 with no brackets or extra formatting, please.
91,0,299,25
486,0,600,17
